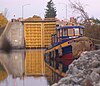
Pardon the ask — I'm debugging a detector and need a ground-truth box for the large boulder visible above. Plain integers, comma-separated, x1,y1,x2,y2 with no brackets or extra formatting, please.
71,37,95,58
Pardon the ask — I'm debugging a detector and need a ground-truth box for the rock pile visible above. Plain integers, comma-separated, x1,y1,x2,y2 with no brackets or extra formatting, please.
52,50,100,86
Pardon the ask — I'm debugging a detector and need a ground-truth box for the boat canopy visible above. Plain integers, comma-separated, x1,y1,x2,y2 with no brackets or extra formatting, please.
56,26,85,30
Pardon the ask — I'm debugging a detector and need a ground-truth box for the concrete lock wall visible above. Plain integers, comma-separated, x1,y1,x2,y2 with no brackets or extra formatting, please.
0,21,24,49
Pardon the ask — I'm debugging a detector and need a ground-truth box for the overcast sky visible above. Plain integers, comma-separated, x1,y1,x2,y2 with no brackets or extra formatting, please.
0,0,100,20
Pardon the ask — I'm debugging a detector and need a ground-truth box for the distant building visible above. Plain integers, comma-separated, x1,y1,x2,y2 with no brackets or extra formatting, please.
56,17,79,27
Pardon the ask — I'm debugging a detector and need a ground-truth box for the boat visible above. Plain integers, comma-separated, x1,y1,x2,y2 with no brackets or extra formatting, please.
44,25,85,77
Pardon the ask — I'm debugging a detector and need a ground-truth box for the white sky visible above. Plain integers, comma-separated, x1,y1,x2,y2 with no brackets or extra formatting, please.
0,0,100,20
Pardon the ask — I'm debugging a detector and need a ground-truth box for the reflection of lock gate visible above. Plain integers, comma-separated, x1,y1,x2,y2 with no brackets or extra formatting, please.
25,50,45,76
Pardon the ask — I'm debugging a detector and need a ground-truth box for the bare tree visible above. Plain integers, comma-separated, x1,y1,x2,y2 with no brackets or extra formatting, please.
69,0,90,23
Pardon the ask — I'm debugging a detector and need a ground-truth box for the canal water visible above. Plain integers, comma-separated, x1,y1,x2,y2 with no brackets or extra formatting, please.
0,49,62,86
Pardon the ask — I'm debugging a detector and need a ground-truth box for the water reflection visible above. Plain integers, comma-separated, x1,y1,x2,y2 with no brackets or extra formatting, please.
0,50,24,78
0,63,8,81
25,50,45,76
0,75,48,86
0,49,61,86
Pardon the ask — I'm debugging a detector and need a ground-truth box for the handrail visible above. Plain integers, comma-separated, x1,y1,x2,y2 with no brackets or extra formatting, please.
90,38,100,44
0,21,10,38
90,38,100,42
89,38,100,48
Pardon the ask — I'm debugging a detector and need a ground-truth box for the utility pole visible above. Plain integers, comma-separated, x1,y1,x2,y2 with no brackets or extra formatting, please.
22,4,30,20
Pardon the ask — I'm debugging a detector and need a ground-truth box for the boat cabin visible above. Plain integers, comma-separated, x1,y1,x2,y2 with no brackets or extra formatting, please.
51,26,85,44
